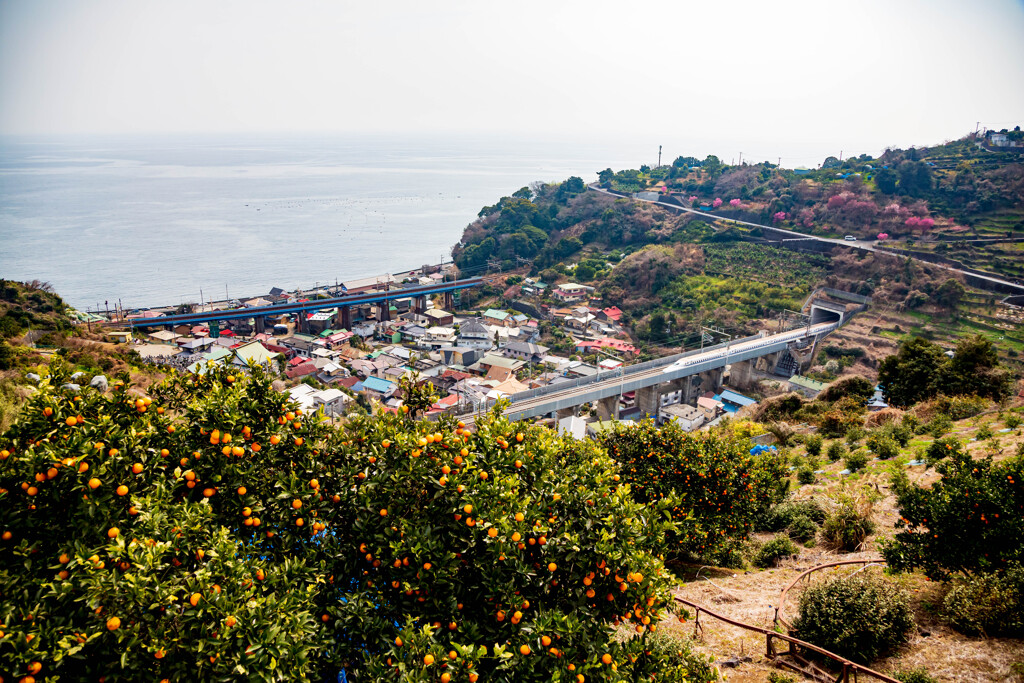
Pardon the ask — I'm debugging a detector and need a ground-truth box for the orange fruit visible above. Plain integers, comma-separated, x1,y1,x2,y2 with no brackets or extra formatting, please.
225,616,236,627
380,509,387,517
189,592,201,607
65,416,77,426
520,644,531,655
106,616,121,631
423,654,435,666
132,463,143,474
237,486,247,495
292,499,302,509
203,487,216,498
602,653,612,664
154,649,166,659
88,478,101,489
107,527,119,539
270,435,281,445
116,485,129,496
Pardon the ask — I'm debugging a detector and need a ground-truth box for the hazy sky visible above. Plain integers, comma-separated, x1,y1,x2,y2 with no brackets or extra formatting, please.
2,0,1023,161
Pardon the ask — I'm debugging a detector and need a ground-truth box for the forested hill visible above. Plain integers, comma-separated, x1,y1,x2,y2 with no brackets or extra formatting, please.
454,130,1023,279
451,129,1023,351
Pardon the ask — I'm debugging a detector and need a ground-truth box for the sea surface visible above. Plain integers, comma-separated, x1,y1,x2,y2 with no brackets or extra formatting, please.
0,133,651,310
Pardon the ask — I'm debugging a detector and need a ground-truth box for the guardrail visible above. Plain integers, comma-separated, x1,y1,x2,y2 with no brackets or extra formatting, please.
674,562,902,683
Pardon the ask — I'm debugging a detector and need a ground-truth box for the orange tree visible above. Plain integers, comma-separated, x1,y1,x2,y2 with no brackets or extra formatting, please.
598,420,789,564
1,360,714,682
882,442,1024,580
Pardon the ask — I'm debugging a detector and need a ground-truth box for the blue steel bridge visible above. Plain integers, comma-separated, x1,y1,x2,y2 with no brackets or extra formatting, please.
113,277,485,330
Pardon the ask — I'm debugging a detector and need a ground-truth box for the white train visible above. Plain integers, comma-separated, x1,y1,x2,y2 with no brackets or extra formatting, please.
662,323,838,373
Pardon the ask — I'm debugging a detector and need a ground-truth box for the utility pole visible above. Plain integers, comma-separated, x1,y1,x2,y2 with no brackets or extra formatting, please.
839,150,843,162
738,152,743,166
657,145,662,168
777,157,781,169
975,121,981,136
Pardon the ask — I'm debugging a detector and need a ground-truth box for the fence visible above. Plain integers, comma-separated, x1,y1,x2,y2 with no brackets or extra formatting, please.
674,558,902,683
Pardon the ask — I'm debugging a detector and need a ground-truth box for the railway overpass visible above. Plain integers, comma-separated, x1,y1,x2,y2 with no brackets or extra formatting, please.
462,320,839,425
111,278,484,332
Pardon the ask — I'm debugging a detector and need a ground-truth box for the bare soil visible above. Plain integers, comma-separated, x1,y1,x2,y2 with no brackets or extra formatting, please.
657,407,1024,683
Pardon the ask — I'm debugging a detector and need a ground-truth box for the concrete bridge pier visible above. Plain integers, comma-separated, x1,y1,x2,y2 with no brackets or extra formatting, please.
334,306,351,331
728,360,753,389
414,296,427,315
636,386,661,419
556,407,575,420
444,291,454,311
595,396,619,421
296,312,309,334
377,301,391,322
254,317,266,334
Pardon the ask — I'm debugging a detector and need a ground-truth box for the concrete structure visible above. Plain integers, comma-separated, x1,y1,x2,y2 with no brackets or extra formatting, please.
661,403,705,431
459,321,838,424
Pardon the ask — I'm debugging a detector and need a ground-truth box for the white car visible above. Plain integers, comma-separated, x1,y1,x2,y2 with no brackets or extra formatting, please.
844,235,856,241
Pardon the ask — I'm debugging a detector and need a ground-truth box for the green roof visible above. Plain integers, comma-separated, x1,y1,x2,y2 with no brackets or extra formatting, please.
789,375,828,391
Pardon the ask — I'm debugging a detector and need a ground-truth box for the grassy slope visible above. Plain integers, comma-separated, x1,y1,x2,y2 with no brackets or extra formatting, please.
670,407,1024,683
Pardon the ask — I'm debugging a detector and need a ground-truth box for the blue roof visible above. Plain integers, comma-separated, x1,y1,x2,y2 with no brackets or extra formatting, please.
361,376,395,394
717,389,756,407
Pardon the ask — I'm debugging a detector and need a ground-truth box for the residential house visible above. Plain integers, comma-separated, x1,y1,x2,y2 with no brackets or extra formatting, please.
438,347,480,369
501,341,549,364
697,396,723,421
467,353,526,380
715,389,756,414
231,341,281,371
661,403,705,432
457,319,492,351
361,376,397,402
178,337,217,355
552,283,591,302
147,330,180,344
599,306,624,323
351,321,376,338
423,308,454,326
278,334,323,359
286,384,351,417
422,326,456,349
483,308,513,328
575,337,638,356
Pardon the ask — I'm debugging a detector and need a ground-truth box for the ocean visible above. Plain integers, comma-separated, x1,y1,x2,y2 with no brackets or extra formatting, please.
0,133,651,311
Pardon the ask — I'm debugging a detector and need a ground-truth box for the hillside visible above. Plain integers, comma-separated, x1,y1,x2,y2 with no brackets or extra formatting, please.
452,130,1024,378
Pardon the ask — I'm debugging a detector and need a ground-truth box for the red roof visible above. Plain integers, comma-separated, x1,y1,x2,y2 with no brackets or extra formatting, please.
602,306,623,321
285,363,316,379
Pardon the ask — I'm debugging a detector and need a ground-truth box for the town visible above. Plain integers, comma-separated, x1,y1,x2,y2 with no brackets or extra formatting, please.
93,258,876,439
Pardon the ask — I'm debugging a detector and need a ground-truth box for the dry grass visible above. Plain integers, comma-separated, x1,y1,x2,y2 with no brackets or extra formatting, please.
659,405,1024,682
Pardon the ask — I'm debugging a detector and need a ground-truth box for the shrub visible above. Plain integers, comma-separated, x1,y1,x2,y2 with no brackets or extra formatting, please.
925,413,953,437
0,360,709,682
866,432,900,460
845,425,866,447
822,499,875,551
894,666,938,683
754,535,799,568
844,450,869,472
890,421,913,447
942,563,1024,636
883,447,1024,580
763,499,826,531
601,420,788,562
818,375,874,403
787,514,819,543
941,395,990,420
792,573,914,664
625,630,716,682
797,466,817,485
805,434,823,457
826,441,846,462
1005,413,1021,430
